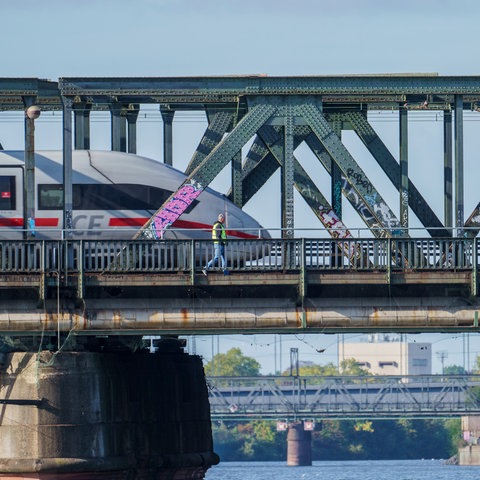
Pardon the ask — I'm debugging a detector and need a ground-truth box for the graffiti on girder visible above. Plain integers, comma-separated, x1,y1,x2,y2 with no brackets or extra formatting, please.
146,179,203,239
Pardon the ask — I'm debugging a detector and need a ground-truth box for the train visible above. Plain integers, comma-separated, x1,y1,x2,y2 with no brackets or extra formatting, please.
0,150,270,243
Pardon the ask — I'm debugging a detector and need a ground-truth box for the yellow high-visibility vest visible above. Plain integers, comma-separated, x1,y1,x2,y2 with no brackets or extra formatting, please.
212,221,226,244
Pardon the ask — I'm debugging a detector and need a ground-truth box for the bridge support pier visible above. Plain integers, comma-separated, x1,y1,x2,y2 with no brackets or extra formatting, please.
0,347,218,479
459,416,480,465
287,422,312,466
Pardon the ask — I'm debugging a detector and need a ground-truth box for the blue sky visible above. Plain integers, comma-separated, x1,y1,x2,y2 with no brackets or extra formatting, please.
3,0,480,78
2,0,480,373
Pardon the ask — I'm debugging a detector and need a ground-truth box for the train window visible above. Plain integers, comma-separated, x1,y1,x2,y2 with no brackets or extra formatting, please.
38,184,63,209
73,184,172,210
0,176,16,210
39,183,198,212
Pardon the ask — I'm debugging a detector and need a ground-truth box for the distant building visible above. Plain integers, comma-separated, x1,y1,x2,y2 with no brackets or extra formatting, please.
338,334,432,376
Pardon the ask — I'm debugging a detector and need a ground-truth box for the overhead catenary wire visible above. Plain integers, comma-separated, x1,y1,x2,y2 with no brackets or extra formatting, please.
2,108,480,125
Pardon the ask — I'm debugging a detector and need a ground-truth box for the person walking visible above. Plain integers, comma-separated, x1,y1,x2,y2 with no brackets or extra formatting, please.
202,213,229,276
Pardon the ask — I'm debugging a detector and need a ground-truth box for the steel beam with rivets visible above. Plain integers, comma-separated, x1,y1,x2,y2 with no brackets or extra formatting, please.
256,125,354,239
133,102,276,239
185,110,234,175
343,111,449,237
299,102,402,236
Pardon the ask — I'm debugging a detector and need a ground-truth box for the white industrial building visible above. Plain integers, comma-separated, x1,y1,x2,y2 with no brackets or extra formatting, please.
338,334,432,376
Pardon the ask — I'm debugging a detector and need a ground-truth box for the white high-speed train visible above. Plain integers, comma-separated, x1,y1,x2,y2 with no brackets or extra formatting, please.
0,150,269,241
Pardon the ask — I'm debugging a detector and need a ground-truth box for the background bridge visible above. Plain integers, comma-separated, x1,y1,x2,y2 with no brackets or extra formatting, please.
207,374,480,420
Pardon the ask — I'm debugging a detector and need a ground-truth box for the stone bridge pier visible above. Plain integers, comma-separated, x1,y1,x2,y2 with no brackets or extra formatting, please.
0,338,219,479
285,421,313,466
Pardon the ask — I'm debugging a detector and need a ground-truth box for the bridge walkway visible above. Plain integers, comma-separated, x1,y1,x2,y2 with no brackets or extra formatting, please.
0,236,478,336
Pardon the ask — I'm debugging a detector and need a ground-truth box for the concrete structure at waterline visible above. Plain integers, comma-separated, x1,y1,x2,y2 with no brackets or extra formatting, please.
286,422,312,466
459,416,480,465
0,344,218,479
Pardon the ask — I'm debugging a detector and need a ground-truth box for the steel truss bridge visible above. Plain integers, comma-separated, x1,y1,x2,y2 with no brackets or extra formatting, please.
1,74,480,242
1,75,480,344
207,374,480,421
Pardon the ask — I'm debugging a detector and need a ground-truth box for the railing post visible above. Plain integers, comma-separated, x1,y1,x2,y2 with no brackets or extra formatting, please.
77,240,84,299
386,238,392,285
190,239,195,285
39,240,45,302
299,238,306,308
473,237,478,297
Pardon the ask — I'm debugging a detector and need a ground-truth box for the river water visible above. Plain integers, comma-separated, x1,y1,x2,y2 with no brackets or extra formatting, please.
205,459,478,480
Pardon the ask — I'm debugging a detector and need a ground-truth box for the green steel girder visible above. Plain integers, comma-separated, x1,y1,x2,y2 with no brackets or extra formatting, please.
235,124,306,205
330,118,344,219
241,122,391,240
58,75,480,102
240,124,303,204
341,111,449,237
0,78,60,111
133,102,276,239
239,137,279,205
465,202,480,237
191,102,276,186
302,107,429,268
231,150,243,207
3,75,480,112
283,105,295,235
242,135,271,180
256,125,353,238
299,102,403,235
185,110,234,175
304,132,390,236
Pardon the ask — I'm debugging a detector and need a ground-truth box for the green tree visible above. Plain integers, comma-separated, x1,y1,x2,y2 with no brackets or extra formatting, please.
213,417,455,462
443,418,464,456
472,355,480,373
281,361,339,377
212,420,285,461
339,358,370,375
444,364,467,375
204,347,261,376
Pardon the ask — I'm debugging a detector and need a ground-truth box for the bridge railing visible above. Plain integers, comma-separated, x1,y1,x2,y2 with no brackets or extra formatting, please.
0,237,476,273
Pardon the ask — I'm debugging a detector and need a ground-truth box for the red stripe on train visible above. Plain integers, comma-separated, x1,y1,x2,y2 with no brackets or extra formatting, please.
108,217,259,239
0,218,58,227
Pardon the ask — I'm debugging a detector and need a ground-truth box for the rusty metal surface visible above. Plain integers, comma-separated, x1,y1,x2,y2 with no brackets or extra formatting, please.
0,237,475,335
0,296,477,335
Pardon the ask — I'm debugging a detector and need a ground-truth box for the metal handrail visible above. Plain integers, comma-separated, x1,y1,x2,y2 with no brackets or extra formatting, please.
0,237,476,274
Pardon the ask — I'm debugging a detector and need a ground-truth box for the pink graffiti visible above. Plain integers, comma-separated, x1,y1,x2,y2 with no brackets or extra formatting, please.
152,181,203,238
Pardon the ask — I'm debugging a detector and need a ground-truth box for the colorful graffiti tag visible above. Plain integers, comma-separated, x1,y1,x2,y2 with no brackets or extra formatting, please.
148,180,203,239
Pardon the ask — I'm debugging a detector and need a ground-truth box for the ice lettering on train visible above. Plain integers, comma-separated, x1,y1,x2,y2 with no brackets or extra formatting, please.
150,181,203,239
73,214,104,235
